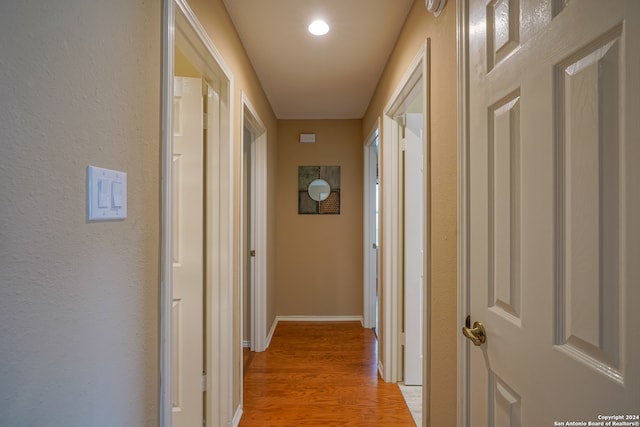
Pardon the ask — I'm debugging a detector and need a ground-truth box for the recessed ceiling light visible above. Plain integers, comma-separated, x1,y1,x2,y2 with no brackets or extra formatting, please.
308,19,329,36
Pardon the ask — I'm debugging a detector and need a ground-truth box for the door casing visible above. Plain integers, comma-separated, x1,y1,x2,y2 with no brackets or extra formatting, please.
380,40,430,394
161,1,235,426
363,119,380,331
457,1,471,425
240,92,268,354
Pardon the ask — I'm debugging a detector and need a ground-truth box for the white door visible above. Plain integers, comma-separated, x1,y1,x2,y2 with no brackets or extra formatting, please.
364,127,379,332
404,112,424,386
242,126,255,350
172,76,204,427
240,99,268,354
466,0,640,424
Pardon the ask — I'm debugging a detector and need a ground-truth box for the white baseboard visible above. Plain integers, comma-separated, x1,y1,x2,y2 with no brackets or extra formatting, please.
242,340,250,348
265,317,278,349
276,315,364,324
378,360,385,380
232,405,243,427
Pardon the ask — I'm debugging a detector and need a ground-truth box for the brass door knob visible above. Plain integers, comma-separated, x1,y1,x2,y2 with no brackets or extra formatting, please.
462,315,486,346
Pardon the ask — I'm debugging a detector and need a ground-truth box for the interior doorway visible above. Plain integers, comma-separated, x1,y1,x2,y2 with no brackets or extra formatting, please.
364,120,380,336
242,124,253,353
161,1,234,426
240,94,268,356
380,37,429,407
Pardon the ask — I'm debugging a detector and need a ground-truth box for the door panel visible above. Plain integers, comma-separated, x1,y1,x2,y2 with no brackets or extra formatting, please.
172,76,204,427
467,0,639,424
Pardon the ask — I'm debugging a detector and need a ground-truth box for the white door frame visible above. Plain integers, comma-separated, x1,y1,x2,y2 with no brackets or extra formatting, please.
161,1,235,426
380,41,429,384
240,92,267,353
456,1,471,425
363,119,380,330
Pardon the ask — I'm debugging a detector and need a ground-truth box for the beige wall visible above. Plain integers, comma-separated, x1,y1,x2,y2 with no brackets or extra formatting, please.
0,1,161,425
276,120,364,316
175,47,202,77
363,0,458,425
182,0,279,416
0,0,458,424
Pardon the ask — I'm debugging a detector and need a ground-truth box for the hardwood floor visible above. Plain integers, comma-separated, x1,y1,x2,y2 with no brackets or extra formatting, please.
240,321,416,426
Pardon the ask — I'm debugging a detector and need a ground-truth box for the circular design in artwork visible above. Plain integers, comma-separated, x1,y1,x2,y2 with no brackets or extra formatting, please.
307,179,331,202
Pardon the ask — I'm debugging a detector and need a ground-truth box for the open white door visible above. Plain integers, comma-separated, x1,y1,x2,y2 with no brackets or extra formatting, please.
241,95,267,354
404,112,424,386
464,0,640,424
363,123,379,332
172,76,204,427
242,126,254,351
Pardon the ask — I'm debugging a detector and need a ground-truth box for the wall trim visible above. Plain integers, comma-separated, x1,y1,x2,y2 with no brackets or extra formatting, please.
456,0,471,426
159,1,174,425
231,406,243,427
276,315,364,324
265,317,278,348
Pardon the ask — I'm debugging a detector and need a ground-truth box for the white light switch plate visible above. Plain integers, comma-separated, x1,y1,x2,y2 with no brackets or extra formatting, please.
88,166,127,221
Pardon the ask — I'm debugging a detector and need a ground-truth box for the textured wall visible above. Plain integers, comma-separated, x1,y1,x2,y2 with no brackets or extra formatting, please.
276,120,364,317
0,1,161,425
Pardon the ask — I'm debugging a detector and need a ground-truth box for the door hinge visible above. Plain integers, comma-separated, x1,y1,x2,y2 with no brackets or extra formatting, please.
202,373,207,392
250,250,256,257
203,112,208,130
401,138,407,152
400,331,406,345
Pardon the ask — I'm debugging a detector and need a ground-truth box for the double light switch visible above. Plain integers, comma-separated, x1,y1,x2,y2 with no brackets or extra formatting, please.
88,165,127,220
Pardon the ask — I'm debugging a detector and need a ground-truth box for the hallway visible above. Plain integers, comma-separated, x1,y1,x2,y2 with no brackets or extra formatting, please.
240,322,415,426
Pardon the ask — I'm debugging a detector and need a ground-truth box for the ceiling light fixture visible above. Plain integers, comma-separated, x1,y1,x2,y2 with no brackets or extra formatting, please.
308,19,330,36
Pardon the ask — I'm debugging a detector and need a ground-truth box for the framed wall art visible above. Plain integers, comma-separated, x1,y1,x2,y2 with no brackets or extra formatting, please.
298,165,340,214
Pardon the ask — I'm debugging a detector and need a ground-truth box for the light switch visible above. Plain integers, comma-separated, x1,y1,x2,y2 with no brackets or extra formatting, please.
111,181,124,207
88,166,127,221
98,179,111,208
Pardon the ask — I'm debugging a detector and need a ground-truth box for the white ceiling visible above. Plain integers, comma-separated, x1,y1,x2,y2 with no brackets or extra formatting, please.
222,0,414,119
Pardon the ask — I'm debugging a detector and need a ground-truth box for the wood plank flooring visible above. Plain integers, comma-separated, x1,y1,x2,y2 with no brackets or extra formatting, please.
240,322,416,426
